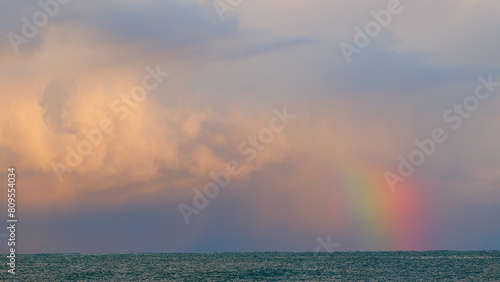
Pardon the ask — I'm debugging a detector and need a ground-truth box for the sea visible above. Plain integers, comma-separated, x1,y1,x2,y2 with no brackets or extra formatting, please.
1,251,499,281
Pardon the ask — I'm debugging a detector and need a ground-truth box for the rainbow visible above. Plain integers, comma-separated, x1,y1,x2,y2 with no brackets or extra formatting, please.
306,157,430,251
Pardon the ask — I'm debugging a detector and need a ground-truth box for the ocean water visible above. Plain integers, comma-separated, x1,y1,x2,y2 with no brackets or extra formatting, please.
1,251,499,281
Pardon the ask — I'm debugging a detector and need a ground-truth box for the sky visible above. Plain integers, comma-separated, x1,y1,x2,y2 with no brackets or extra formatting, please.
1,0,500,254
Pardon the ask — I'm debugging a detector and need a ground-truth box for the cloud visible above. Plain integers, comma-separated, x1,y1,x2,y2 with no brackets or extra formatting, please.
1,0,500,253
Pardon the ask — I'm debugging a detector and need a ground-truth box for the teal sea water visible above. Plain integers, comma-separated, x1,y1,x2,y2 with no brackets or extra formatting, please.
1,251,499,281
